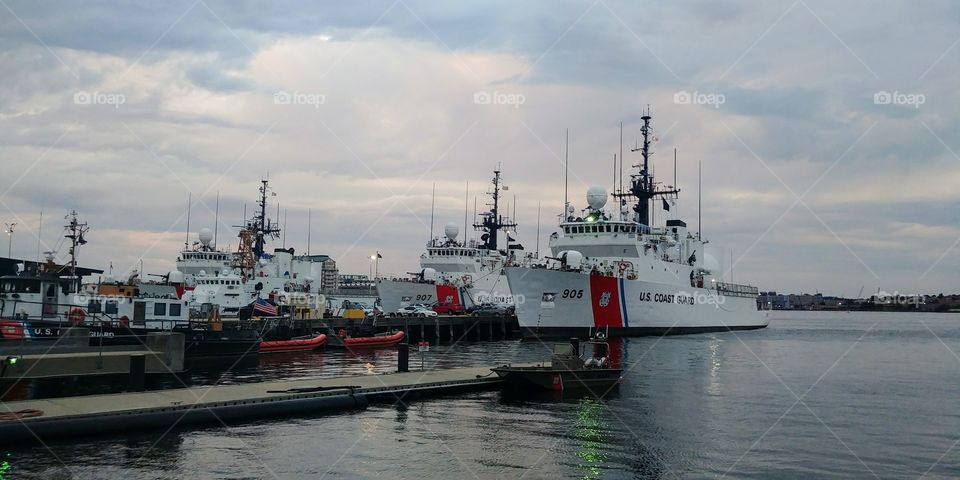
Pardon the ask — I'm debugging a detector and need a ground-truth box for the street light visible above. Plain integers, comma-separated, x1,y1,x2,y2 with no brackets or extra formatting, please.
369,252,380,282
3,223,15,258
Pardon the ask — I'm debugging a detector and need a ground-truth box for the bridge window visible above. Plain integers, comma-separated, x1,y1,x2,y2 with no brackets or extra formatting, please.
87,300,102,314
154,302,166,316
105,301,118,314
169,303,182,317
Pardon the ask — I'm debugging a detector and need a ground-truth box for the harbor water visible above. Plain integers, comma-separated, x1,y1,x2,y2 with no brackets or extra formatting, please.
5,311,960,479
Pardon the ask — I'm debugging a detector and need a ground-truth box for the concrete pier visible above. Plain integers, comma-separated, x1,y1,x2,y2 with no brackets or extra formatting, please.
0,366,505,445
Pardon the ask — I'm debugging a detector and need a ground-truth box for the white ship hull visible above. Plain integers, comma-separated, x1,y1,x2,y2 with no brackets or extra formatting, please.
376,271,514,312
376,280,468,312
505,267,769,338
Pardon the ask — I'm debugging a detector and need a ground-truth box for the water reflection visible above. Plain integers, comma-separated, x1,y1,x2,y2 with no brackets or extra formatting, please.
574,398,607,480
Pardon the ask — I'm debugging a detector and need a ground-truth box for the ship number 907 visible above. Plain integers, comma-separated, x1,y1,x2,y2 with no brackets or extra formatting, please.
415,294,433,301
561,289,584,299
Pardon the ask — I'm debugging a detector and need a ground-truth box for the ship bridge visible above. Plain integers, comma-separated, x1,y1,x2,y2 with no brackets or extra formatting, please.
551,220,647,258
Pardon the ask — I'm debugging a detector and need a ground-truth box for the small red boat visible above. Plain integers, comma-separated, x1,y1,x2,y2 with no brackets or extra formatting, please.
259,333,327,354
331,330,405,349
0,320,27,340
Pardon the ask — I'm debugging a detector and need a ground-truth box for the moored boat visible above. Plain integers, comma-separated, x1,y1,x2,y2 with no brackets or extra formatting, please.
376,169,535,313
492,336,622,392
506,112,768,338
259,333,327,353
327,330,406,349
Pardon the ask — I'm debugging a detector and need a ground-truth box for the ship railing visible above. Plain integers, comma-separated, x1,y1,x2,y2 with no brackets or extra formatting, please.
0,297,202,331
713,282,759,298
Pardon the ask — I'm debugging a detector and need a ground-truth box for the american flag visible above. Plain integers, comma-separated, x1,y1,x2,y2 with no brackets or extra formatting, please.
253,299,278,316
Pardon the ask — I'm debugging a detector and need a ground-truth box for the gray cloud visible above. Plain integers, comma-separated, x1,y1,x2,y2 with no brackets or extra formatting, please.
0,0,958,295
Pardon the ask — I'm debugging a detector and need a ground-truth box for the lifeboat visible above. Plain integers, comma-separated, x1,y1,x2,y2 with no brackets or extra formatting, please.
259,333,327,354
340,330,405,348
0,321,27,340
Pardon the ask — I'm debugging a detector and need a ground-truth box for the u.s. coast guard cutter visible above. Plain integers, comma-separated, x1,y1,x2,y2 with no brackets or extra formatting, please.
505,112,769,338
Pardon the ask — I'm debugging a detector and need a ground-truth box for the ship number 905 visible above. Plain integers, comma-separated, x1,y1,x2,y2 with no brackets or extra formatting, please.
561,289,584,299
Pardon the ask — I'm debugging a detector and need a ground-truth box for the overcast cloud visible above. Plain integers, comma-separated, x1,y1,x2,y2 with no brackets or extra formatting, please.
1,0,958,296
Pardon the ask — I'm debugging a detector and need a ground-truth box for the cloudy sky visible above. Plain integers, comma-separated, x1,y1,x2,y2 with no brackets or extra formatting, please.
0,0,957,296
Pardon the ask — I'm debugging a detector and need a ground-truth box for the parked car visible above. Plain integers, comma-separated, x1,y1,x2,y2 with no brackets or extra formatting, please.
396,305,438,317
432,302,465,315
413,307,438,317
470,303,512,316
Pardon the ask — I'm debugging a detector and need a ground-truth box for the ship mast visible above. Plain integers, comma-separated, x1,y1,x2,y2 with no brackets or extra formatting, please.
612,110,679,226
63,210,88,289
473,168,517,251
252,179,281,259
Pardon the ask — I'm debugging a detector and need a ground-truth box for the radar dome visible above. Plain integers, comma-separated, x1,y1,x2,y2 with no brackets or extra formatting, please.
167,271,185,284
586,186,608,210
444,222,459,241
559,250,584,269
198,228,213,246
421,268,438,282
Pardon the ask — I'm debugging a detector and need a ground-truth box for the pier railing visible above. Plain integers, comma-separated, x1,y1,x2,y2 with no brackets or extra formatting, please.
714,282,759,298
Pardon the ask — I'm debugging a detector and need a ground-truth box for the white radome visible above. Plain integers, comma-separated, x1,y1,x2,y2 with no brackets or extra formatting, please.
560,250,584,268
586,186,608,210
198,228,213,246
444,222,459,241
421,268,438,281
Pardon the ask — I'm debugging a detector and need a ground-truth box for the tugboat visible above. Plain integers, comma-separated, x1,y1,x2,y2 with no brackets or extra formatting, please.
492,334,622,392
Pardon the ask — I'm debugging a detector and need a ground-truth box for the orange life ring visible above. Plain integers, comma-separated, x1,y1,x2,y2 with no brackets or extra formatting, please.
68,308,86,326
118,315,130,328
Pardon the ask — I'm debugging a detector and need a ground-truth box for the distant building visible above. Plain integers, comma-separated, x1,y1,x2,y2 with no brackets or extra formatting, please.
295,254,339,293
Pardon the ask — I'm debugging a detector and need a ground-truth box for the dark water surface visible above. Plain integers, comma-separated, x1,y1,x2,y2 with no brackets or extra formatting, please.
5,311,960,479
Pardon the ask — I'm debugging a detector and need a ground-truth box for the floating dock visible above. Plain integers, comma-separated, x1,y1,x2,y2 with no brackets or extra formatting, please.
0,366,505,446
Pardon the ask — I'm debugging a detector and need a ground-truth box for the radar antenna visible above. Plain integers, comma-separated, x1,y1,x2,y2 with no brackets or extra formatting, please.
612,109,680,226
473,168,517,251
